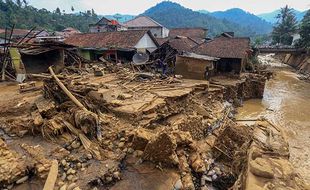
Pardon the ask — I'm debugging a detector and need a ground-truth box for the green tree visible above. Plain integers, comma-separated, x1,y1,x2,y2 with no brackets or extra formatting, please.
297,9,310,48
16,0,22,7
55,7,61,15
91,8,96,17
272,5,298,45
22,0,27,7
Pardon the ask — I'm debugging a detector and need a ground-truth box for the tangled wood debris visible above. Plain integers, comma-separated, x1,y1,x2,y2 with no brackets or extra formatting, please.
0,61,307,190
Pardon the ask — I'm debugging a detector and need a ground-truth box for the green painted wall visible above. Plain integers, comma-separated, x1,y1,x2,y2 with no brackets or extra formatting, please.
80,50,91,60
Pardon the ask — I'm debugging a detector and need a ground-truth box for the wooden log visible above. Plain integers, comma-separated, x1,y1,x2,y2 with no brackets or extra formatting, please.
48,66,87,112
42,160,58,190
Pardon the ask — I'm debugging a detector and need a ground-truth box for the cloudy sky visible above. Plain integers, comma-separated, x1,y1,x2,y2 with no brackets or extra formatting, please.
27,0,310,15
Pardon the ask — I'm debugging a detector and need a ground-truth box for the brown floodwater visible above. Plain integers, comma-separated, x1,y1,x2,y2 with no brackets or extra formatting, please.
237,55,310,183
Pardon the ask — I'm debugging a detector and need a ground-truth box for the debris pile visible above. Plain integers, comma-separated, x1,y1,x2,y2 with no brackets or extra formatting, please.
0,63,307,190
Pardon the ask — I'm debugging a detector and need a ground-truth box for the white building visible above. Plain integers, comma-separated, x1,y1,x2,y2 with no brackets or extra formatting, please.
124,16,169,38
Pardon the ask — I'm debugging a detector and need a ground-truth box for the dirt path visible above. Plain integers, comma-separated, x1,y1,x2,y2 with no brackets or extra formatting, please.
237,55,310,183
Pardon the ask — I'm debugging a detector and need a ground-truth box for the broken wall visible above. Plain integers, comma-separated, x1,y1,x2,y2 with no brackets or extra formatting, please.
175,56,213,80
278,53,310,75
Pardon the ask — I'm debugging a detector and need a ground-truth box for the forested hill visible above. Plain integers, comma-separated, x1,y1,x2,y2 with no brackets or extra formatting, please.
142,2,258,37
209,8,273,34
0,0,99,32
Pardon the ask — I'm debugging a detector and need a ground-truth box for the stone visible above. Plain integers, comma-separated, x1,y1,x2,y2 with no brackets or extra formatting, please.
133,150,144,157
142,132,179,166
249,158,274,179
127,148,134,154
76,163,82,168
61,173,67,181
61,159,67,166
59,184,67,190
73,187,81,190
67,168,76,175
105,176,113,183
118,142,125,148
71,141,81,149
113,171,121,180
120,137,126,142
67,183,77,190
67,175,74,181
58,181,65,186
16,176,28,184
174,179,183,190
86,153,92,159
131,128,154,151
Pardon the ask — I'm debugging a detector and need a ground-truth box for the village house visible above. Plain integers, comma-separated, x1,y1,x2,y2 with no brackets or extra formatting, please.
64,30,159,62
89,17,127,33
193,35,252,75
124,16,169,38
55,27,81,38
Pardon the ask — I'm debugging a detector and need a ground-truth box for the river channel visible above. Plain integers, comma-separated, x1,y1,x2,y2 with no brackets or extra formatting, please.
237,54,310,183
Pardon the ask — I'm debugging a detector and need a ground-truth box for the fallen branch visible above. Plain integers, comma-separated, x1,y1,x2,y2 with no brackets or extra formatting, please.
48,66,102,141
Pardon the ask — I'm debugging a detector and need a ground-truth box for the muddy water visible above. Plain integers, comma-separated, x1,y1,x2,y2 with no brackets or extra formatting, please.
237,55,310,182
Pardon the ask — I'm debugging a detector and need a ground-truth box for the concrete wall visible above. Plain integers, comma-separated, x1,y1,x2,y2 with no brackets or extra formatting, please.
278,53,310,74
175,56,213,80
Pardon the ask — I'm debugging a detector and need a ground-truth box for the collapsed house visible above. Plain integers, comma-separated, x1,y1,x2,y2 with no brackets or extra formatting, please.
64,30,159,62
193,36,252,74
19,42,79,74
151,36,200,63
124,16,169,38
1,37,84,82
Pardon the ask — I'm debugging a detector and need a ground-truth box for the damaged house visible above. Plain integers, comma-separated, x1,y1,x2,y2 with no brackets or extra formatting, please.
65,30,159,62
175,52,219,80
193,35,252,74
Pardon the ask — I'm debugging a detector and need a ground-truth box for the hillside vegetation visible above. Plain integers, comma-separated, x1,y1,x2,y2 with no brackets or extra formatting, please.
0,0,99,32
142,2,261,37
209,8,273,34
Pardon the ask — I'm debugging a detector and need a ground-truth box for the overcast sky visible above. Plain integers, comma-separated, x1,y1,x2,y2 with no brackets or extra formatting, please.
27,0,310,15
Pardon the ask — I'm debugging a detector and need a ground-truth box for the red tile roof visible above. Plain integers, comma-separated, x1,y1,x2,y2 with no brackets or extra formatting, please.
169,28,207,38
65,30,157,50
193,36,251,59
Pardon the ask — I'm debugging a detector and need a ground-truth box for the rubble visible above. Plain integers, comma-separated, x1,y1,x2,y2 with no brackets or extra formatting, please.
0,58,307,190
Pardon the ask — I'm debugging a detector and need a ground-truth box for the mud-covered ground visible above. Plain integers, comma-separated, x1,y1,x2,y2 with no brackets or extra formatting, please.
0,63,307,190
237,54,310,183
